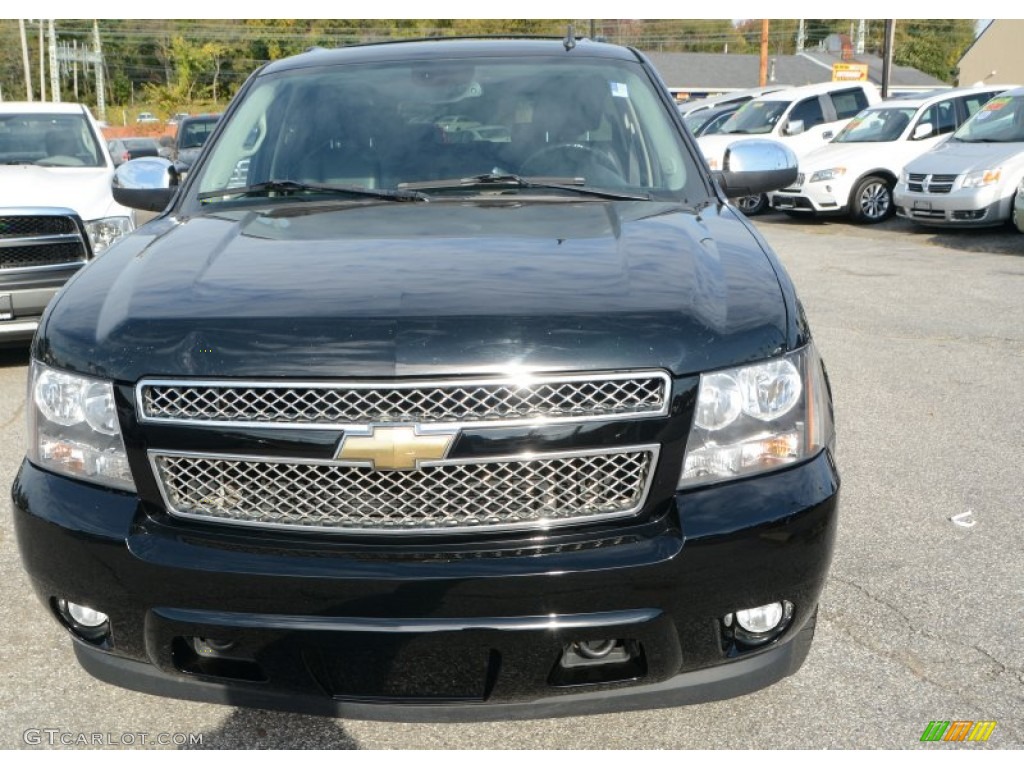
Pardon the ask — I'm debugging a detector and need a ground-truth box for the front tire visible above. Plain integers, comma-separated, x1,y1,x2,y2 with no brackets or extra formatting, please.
849,175,894,224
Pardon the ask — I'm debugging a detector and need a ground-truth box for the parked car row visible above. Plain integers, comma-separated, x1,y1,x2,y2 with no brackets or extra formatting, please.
686,81,1024,231
695,80,882,215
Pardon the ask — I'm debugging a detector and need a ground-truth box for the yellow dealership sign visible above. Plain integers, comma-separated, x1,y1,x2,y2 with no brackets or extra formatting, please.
832,63,869,82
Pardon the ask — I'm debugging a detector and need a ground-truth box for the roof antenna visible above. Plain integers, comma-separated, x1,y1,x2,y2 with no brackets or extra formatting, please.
564,24,576,52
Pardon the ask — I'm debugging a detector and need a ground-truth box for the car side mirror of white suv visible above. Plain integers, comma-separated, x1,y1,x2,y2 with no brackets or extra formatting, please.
783,119,805,136
912,122,934,140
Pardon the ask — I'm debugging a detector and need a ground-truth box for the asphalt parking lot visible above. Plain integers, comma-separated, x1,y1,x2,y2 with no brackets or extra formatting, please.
0,213,1021,749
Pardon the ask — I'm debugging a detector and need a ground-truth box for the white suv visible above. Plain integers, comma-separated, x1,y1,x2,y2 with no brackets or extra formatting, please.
697,81,881,214
772,85,1014,223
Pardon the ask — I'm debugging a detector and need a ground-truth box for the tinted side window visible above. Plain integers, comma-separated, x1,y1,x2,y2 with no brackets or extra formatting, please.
789,96,825,128
958,93,998,120
917,100,957,137
831,89,869,120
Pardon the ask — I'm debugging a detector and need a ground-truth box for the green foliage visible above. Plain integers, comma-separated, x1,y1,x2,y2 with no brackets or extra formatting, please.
0,18,980,110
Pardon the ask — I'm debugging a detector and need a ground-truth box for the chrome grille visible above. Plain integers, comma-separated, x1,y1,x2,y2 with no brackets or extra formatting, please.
908,173,957,194
151,447,658,534
139,373,671,427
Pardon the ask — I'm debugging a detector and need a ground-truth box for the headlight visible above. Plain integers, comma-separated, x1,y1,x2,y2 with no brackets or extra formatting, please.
679,344,834,488
28,362,135,491
83,216,133,256
809,167,846,183
961,169,1001,188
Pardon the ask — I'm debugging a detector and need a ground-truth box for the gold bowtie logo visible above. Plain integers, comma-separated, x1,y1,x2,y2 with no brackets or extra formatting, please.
336,426,455,471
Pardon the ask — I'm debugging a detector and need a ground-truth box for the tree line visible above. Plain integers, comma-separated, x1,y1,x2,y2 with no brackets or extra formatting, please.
0,19,978,116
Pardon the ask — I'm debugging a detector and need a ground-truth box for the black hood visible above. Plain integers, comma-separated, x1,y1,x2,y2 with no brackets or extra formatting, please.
39,200,791,382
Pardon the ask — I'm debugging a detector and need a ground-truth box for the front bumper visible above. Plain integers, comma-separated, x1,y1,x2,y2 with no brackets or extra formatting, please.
13,452,839,720
0,265,82,344
894,183,1011,226
772,179,852,215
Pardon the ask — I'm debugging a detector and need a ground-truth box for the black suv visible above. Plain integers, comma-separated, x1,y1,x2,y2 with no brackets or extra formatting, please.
13,37,839,721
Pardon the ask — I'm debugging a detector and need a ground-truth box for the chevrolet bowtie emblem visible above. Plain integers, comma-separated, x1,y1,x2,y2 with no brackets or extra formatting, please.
336,426,455,471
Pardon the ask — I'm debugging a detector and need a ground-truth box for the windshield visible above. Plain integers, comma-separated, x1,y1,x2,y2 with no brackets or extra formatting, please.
194,56,701,206
180,119,219,149
834,107,916,143
719,100,788,135
0,113,104,167
953,95,1024,142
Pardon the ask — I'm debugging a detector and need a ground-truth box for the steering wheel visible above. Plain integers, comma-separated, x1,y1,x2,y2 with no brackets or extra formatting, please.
519,142,625,181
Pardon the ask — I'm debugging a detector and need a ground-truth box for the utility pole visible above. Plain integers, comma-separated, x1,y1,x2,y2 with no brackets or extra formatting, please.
93,20,106,121
19,19,33,101
759,19,769,87
856,20,866,55
796,19,805,54
72,40,78,100
48,19,60,103
39,20,46,102
881,20,895,98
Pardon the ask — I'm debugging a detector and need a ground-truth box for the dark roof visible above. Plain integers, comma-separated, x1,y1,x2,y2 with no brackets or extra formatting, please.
262,38,639,74
642,50,945,90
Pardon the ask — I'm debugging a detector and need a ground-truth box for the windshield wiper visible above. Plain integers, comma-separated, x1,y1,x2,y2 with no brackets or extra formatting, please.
197,179,428,203
399,173,650,201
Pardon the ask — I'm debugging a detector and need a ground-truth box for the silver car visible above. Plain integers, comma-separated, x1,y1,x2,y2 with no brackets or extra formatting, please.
894,87,1024,226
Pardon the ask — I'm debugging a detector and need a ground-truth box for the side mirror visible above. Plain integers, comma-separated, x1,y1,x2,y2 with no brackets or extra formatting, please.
712,139,798,198
912,122,934,140
783,119,805,136
112,157,180,212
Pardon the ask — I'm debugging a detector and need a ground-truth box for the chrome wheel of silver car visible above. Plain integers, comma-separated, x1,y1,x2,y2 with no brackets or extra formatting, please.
850,176,894,224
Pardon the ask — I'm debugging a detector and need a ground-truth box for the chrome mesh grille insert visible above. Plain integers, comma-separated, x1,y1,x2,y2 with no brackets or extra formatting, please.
139,373,670,427
152,448,657,534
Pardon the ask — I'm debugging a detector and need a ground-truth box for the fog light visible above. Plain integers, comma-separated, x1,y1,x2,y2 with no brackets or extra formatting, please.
59,599,108,628
55,599,110,642
736,602,785,633
726,601,795,648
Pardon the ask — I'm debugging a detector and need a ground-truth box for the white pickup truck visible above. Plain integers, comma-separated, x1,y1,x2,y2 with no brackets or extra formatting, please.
0,102,134,342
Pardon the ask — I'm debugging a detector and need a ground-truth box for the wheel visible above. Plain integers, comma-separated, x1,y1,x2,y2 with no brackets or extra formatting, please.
519,142,624,182
733,193,768,216
849,175,894,224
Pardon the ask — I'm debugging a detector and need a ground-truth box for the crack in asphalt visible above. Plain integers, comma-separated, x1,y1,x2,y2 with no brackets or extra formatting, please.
823,575,1024,744
0,400,24,432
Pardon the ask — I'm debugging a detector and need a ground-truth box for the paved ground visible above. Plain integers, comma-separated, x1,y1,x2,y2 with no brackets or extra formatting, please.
1,213,1021,749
